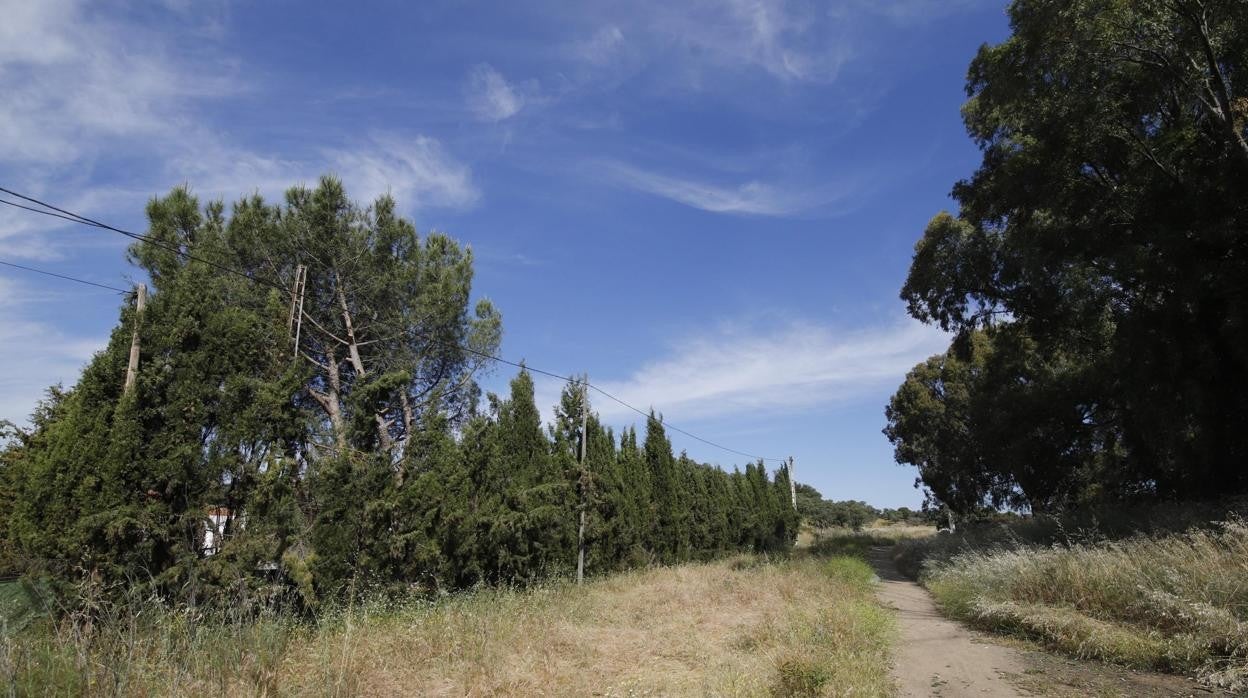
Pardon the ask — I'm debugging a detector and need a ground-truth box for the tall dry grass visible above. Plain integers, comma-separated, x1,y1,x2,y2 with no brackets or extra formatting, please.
892,500,1247,580
3,554,894,697
921,519,1248,691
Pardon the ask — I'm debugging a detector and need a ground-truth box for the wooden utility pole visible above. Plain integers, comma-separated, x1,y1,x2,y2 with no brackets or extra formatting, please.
787,456,797,511
123,283,147,394
288,264,307,358
576,376,589,585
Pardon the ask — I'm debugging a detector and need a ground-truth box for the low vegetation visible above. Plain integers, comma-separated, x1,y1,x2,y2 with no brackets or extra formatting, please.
2,552,892,697
807,524,934,560
0,581,37,636
795,485,932,531
894,506,1248,691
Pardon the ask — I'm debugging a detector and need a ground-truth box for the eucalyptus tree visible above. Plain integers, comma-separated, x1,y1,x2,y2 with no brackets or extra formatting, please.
896,0,1248,505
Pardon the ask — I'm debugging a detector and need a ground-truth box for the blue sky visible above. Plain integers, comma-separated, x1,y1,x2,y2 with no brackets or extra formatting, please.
0,0,1011,508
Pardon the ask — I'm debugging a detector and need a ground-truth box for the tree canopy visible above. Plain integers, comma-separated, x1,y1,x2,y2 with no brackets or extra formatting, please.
889,0,1248,512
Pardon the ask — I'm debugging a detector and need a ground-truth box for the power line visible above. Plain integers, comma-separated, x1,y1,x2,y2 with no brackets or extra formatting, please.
0,197,97,227
0,259,127,294
587,384,779,462
0,188,294,296
0,185,784,464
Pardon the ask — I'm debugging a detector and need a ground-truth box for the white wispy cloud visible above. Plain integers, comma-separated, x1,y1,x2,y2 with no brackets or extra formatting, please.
857,0,994,24
0,0,235,166
717,0,840,82
601,161,864,217
0,0,480,256
161,129,480,213
0,0,242,256
572,25,627,66
466,64,526,121
624,0,852,85
560,0,994,93
574,317,949,425
328,134,480,210
0,277,108,426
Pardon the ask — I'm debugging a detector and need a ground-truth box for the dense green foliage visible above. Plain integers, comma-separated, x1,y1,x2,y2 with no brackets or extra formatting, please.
888,0,1248,512
0,178,798,610
794,484,927,530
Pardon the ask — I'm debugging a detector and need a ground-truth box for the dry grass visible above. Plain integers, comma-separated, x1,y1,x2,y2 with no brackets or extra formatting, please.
3,554,894,697
864,524,936,541
922,519,1248,691
282,555,893,696
893,500,1248,580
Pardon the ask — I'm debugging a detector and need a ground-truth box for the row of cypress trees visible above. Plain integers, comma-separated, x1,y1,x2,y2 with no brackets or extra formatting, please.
0,177,798,610
298,372,799,605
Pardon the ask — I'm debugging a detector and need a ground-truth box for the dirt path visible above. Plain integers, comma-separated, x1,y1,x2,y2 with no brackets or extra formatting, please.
868,546,1027,696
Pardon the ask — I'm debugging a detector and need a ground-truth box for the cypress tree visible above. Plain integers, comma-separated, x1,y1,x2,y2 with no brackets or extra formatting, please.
643,413,689,563
585,419,625,572
2,175,814,607
394,399,471,589
458,408,504,585
7,188,301,604
492,369,573,582
614,426,651,566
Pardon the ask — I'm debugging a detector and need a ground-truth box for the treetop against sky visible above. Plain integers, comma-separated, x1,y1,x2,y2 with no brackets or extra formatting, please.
0,0,1015,508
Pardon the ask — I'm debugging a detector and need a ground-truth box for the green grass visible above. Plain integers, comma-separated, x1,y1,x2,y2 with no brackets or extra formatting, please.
0,580,43,636
804,524,935,561
912,516,1248,691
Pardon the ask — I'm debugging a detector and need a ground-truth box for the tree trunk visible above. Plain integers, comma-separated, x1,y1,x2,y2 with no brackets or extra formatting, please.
334,270,393,451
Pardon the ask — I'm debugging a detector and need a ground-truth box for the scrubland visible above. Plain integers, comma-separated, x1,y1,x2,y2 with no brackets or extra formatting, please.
2,552,893,697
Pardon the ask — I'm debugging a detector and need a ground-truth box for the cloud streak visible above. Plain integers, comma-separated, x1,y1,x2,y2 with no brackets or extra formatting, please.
584,318,949,423
0,0,236,166
0,277,107,426
466,64,526,121
0,1,480,259
329,134,480,209
601,161,866,217
581,0,853,86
